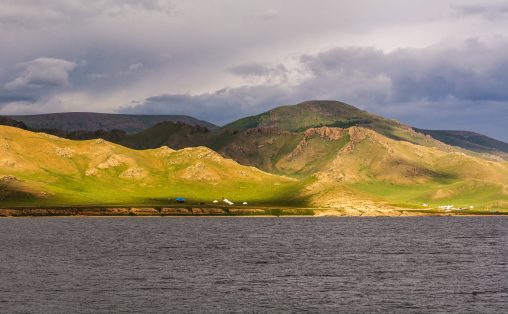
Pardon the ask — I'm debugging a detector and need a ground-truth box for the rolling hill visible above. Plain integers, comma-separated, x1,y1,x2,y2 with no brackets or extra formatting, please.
0,126,301,207
4,101,506,158
7,112,217,133
2,100,508,214
114,101,506,164
294,126,508,210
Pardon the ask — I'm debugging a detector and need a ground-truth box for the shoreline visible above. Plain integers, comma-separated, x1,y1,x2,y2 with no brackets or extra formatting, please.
0,206,506,217
0,214,508,219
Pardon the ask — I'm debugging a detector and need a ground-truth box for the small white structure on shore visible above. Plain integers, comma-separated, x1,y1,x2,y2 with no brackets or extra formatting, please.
223,198,234,205
438,205,454,211
422,203,429,207
212,200,219,203
242,202,248,205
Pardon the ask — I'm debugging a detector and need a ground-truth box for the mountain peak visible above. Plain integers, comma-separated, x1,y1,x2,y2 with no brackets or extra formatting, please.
222,99,394,133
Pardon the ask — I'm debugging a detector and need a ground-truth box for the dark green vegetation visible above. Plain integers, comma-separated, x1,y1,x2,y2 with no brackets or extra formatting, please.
7,112,216,133
118,121,211,149
0,116,28,129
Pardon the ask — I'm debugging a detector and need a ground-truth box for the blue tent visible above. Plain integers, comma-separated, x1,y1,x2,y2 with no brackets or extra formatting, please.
175,197,185,203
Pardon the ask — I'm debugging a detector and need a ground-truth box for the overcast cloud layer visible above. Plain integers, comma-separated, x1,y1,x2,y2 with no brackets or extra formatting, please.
0,0,507,141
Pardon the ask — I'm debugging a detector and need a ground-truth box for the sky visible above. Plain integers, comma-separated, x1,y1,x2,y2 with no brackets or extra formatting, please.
0,0,507,141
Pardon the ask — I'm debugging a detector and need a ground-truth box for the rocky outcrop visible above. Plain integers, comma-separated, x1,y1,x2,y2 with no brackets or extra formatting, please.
130,207,159,215
289,127,347,159
191,208,225,214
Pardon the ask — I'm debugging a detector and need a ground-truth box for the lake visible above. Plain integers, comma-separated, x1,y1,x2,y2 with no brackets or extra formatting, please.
0,217,507,313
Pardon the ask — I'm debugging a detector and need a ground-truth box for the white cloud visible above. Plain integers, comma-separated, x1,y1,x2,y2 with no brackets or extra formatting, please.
4,57,76,90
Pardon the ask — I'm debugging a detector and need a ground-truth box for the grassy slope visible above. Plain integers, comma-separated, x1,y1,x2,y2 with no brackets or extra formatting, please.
301,127,508,210
0,126,304,207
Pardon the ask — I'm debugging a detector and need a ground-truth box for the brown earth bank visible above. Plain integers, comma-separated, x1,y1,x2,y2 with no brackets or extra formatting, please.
1,206,503,217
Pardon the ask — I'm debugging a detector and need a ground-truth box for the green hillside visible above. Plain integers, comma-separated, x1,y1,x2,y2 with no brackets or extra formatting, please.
0,126,302,207
2,100,508,214
296,127,508,210
219,100,443,146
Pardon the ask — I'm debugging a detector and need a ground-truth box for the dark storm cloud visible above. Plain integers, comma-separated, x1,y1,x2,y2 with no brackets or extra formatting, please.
0,94,35,105
300,39,508,103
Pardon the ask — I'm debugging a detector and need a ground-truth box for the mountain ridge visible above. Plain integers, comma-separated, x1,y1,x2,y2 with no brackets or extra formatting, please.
7,112,217,133
3,101,507,159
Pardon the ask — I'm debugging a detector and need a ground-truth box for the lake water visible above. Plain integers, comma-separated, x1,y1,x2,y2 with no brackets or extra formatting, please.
0,217,507,313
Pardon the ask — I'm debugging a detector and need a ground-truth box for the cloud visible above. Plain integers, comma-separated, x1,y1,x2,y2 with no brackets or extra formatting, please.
228,62,288,84
0,93,35,105
122,39,508,141
0,0,175,29
121,85,293,125
452,2,508,19
4,57,77,90
297,39,508,104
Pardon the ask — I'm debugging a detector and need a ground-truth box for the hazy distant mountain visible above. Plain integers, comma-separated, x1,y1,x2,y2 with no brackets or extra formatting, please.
0,116,28,130
117,121,211,150
415,129,508,154
7,112,217,134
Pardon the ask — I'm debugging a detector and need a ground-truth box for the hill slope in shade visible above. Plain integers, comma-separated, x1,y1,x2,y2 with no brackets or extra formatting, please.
0,116,28,130
118,121,212,150
7,112,217,133
416,128,508,156
0,126,301,206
